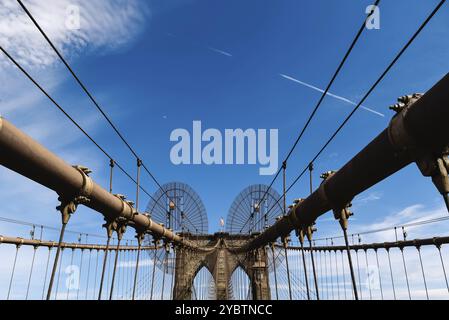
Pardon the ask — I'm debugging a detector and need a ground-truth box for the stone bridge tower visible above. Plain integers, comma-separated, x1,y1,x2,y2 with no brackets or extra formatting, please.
173,233,271,300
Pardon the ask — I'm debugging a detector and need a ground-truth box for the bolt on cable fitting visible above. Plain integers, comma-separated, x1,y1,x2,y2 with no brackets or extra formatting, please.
389,93,423,114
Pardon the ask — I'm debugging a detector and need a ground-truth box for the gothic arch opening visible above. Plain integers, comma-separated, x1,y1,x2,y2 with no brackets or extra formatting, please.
192,266,216,300
230,266,252,300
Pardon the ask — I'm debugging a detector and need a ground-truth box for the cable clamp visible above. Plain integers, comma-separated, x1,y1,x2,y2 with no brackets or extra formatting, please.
72,165,93,203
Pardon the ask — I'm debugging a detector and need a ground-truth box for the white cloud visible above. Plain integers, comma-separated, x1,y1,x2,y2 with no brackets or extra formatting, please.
0,0,149,68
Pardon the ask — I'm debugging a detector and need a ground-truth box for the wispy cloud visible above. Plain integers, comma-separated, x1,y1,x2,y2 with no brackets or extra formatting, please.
0,0,149,68
280,74,385,118
353,191,383,206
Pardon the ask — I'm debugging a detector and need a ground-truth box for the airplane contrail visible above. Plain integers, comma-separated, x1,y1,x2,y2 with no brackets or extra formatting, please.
207,46,233,57
166,32,233,58
280,74,385,117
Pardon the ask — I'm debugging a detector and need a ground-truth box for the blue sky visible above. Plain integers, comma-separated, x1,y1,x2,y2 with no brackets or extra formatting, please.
1,0,449,241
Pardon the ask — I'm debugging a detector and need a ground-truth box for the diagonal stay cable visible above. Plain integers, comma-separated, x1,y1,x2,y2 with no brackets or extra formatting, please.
252,0,446,229
239,1,381,233
15,0,139,161
15,0,180,219
0,46,176,218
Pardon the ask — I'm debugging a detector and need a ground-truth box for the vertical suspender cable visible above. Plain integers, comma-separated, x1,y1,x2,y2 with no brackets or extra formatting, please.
132,235,143,300
109,237,122,300
271,244,279,300
386,249,396,300
341,222,359,300
340,251,347,300
364,250,372,300
67,248,75,299
150,242,157,300
308,239,320,300
284,241,293,300
300,238,310,300
93,249,99,299
47,223,68,300
375,249,384,300
417,246,429,300
55,247,65,300
26,242,38,299
437,245,449,294
85,248,92,300
42,247,52,300
7,245,20,300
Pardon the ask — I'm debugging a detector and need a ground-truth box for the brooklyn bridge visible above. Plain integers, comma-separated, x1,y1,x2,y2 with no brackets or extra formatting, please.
0,0,449,301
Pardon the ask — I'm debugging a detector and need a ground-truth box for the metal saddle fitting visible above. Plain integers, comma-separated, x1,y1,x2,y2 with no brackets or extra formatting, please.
296,228,305,246
115,217,129,241
135,231,146,246
284,198,304,229
388,93,449,202
164,241,171,253
57,165,93,225
102,218,118,240
318,170,337,208
387,93,423,153
302,223,317,243
333,202,354,231
415,147,449,197
281,235,291,249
